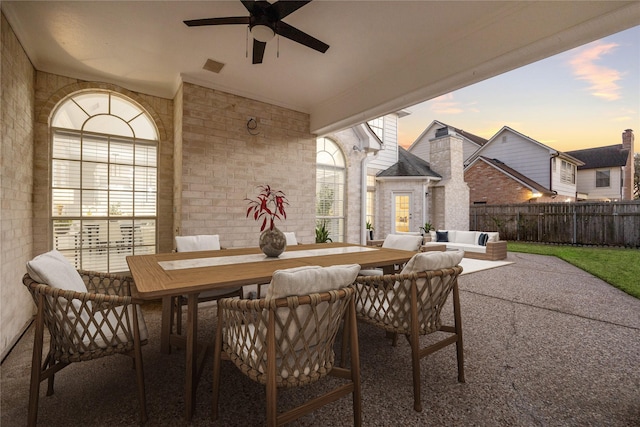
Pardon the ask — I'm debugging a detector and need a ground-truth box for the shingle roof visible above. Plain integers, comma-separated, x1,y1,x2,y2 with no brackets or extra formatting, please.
566,144,630,170
477,156,553,195
439,122,488,146
377,147,442,178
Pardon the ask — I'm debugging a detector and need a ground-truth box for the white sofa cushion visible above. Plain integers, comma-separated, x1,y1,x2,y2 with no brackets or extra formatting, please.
454,230,477,244
446,243,486,253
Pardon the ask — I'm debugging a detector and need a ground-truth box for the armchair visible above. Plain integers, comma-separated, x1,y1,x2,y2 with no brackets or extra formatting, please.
353,250,465,412
212,264,362,426
23,250,147,426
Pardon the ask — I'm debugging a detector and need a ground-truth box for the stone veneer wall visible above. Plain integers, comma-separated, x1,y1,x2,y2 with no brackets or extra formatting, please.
1,12,36,358
430,134,469,230
33,76,175,255
177,82,316,247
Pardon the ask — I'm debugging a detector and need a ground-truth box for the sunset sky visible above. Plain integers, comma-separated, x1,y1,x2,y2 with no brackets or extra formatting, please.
398,26,639,154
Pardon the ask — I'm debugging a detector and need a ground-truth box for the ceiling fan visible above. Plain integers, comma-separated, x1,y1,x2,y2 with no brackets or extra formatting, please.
184,0,329,64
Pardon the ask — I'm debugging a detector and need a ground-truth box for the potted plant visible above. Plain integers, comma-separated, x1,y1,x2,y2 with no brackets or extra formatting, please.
419,221,433,241
315,220,333,243
366,220,374,241
246,185,289,257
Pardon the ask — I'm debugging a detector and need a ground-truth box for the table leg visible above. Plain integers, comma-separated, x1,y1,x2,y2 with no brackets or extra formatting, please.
160,296,173,354
185,294,198,421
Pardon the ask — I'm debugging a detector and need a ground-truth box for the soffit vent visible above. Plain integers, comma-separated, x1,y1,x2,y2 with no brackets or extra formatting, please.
203,59,225,74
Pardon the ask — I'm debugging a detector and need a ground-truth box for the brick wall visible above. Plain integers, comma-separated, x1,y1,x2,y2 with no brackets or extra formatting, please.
1,12,36,358
177,83,317,247
465,160,535,204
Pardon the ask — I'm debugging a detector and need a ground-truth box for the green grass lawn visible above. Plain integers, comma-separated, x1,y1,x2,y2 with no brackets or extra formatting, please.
507,242,640,299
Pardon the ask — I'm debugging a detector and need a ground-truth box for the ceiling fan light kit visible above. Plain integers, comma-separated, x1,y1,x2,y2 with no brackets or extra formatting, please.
184,0,329,64
250,24,275,43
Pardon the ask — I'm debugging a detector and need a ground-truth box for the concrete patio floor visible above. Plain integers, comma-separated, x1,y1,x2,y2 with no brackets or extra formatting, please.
2,252,639,426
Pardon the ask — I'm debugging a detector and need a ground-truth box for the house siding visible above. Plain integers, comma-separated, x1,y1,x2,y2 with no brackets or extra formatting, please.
576,168,624,200
368,114,399,171
479,129,551,186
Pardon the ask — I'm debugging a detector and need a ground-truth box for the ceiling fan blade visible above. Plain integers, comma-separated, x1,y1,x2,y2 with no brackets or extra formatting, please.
269,1,312,19
184,16,249,27
241,1,271,14
252,39,266,64
276,21,329,53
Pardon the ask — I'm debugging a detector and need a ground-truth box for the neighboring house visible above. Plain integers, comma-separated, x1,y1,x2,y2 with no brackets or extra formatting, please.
464,126,584,203
465,156,555,204
408,120,488,162
565,129,635,201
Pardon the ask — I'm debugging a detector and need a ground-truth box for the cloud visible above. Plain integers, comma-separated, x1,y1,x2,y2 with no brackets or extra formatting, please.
569,42,623,101
430,94,475,114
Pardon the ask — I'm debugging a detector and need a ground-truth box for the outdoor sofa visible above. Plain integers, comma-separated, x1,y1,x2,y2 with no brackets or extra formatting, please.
422,230,507,261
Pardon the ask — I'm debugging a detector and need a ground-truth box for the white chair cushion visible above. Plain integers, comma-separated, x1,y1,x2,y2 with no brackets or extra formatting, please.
266,264,360,300
175,234,220,252
27,250,87,293
382,234,423,251
283,232,298,246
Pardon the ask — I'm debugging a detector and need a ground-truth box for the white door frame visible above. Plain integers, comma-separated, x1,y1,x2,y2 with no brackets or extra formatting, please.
391,191,413,233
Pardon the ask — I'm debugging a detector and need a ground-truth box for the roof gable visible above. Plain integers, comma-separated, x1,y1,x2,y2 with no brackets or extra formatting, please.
377,147,441,179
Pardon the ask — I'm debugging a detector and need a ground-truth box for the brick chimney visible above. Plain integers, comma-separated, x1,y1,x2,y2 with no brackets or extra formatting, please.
622,129,634,200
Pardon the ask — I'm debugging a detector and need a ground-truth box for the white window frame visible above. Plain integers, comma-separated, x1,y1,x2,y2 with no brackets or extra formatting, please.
316,138,346,242
50,91,159,272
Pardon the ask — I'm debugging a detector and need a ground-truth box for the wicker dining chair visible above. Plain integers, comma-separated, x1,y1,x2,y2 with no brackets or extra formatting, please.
23,250,148,426
169,235,242,338
352,250,465,412
358,233,424,276
212,264,362,426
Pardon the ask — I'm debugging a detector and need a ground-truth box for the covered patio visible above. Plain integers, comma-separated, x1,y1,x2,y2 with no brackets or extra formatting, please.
3,252,638,426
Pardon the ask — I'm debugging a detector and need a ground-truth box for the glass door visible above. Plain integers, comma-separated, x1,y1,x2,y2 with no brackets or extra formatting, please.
393,193,412,233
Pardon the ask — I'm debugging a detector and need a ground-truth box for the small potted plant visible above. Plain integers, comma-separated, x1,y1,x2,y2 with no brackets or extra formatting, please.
366,220,374,241
246,185,289,257
419,221,433,241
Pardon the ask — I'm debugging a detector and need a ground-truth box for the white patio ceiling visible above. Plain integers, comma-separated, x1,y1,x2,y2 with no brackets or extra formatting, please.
2,1,638,135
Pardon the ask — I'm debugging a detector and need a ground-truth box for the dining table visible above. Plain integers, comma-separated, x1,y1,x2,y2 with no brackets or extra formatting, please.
126,242,415,421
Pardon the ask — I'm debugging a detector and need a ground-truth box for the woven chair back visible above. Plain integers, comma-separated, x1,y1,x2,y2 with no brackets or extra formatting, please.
219,287,353,388
354,266,463,334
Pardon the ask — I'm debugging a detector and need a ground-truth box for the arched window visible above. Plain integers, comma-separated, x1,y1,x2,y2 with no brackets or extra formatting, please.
51,91,158,272
316,138,345,242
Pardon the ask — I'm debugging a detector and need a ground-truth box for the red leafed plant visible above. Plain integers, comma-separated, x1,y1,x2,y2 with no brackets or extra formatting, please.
246,185,289,232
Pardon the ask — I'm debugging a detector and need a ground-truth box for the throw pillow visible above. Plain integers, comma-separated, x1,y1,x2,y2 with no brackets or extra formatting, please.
435,230,449,242
478,233,489,246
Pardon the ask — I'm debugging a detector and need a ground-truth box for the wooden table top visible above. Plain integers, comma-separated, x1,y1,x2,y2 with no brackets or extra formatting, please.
126,242,414,299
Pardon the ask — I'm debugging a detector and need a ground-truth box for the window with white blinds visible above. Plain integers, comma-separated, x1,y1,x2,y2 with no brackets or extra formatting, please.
316,138,345,242
51,92,158,272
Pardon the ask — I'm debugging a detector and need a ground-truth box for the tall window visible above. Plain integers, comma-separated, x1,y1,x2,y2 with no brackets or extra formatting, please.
316,138,345,242
366,175,375,231
51,91,158,272
560,160,576,184
596,169,611,188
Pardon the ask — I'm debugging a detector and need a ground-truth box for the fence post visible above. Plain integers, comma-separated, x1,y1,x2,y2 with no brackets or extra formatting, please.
573,208,577,245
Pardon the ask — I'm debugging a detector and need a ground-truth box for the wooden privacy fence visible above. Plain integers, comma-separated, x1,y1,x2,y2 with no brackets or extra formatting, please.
469,202,640,248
